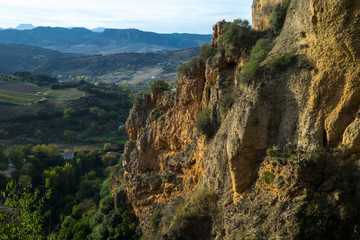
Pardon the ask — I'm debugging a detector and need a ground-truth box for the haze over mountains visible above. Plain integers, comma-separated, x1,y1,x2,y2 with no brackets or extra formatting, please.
0,25,211,55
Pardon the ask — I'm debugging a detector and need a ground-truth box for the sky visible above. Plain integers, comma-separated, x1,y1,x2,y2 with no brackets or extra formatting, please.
0,0,252,34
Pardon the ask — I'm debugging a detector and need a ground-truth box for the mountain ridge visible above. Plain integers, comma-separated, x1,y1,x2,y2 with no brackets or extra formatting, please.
0,26,211,55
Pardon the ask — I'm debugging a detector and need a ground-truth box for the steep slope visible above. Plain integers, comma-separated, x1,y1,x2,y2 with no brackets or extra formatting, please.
118,0,360,239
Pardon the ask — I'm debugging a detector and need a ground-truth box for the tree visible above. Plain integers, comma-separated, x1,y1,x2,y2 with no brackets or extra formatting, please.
217,19,258,59
269,0,291,35
149,79,170,95
7,145,23,170
0,181,50,240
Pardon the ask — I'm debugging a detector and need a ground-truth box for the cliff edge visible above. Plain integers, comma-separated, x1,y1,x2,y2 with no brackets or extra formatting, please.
117,0,360,239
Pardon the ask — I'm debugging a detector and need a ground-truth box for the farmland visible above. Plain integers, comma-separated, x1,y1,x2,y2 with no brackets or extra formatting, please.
0,75,132,149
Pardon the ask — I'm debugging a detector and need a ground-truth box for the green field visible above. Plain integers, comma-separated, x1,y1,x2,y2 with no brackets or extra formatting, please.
46,88,85,100
0,81,48,104
0,80,85,104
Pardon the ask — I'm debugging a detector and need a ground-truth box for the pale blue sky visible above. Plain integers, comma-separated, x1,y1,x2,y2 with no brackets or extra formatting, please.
0,0,252,34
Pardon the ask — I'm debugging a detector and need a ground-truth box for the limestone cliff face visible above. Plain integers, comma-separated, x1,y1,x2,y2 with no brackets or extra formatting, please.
120,0,360,238
252,0,283,31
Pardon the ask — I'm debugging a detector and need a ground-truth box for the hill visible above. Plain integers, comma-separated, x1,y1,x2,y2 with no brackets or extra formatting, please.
0,44,78,75
0,27,211,54
34,48,200,83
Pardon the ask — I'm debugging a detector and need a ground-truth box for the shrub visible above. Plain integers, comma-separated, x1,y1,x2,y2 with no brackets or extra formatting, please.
269,0,291,35
262,172,275,184
158,115,165,121
240,38,272,84
149,79,169,95
150,208,162,232
249,38,272,62
177,56,200,78
199,43,215,60
266,52,295,74
220,91,235,113
217,19,258,59
132,92,149,109
240,60,261,84
196,107,214,138
166,187,218,239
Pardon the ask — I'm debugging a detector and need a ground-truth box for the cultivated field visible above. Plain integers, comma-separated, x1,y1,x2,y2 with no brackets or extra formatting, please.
0,81,47,104
46,88,86,100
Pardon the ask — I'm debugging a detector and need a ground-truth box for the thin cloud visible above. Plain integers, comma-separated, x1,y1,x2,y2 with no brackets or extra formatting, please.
0,0,252,33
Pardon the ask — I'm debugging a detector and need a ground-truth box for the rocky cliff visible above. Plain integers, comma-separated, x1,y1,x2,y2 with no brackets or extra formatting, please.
252,0,283,31
117,0,360,239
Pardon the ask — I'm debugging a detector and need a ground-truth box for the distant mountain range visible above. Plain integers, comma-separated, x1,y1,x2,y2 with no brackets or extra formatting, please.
0,26,211,54
15,24,35,30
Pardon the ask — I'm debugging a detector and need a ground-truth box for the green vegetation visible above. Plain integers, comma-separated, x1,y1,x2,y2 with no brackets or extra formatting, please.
196,107,214,138
199,43,216,60
0,181,50,240
266,52,295,74
177,56,200,78
220,91,236,113
269,0,291,35
166,187,218,239
240,38,271,84
148,79,170,95
217,19,258,60
262,171,275,184
0,143,139,239
34,48,200,85
46,88,85,100
240,60,261,84
0,73,132,147
150,208,162,232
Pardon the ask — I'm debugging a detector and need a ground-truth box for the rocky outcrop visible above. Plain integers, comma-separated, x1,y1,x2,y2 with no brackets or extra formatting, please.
120,0,360,238
211,20,226,48
252,0,283,31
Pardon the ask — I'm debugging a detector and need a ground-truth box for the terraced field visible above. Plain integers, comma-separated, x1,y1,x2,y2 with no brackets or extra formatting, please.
0,81,85,104
0,81,47,104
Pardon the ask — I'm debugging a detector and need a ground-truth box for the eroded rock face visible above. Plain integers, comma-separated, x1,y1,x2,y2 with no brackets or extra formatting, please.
252,0,283,31
211,20,226,48
121,0,360,238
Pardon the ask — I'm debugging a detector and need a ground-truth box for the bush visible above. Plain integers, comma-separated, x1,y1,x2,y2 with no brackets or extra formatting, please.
199,43,215,60
220,91,235,113
240,38,271,84
217,19,258,59
177,56,200,78
249,38,272,62
150,208,162,232
149,79,169,95
266,52,295,74
196,108,214,138
269,0,291,35
132,92,145,108
262,172,275,184
166,188,218,239
240,60,261,84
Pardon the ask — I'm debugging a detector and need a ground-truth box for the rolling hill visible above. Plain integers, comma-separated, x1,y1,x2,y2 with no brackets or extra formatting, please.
0,43,199,83
0,44,78,75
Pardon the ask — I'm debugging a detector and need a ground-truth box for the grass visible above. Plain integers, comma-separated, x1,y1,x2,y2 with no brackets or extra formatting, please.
46,88,85,100
0,81,46,94
0,91,44,104
0,81,47,104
